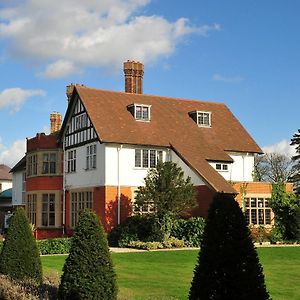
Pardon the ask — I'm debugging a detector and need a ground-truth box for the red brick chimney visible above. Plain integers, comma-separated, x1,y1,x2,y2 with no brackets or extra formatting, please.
123,60,144,94
50,112,62,133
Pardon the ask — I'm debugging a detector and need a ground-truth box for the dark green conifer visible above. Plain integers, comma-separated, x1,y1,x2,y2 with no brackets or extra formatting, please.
0,207,42,284
189,193,270,300
58,209,117,299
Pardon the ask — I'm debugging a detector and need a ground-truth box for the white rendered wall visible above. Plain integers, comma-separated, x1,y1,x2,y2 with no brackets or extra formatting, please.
229,153,254,182
65,141,105,189
209,153,254,182
12,173,22,206
170,151,205,186
105,144,166,187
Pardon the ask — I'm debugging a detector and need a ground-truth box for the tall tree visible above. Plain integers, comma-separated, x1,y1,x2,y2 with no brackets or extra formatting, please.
135,161,197,218
253,152,293,183
291,129,300,195
189,193,270,300
0,208,42,284
58,209,117,299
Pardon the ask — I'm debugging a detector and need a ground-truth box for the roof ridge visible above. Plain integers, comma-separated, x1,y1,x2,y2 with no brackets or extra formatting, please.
75,85,226,106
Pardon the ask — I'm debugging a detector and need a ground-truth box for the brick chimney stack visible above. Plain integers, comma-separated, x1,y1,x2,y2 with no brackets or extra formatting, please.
66,83,84,103
50,112,62,133
123,60,144,94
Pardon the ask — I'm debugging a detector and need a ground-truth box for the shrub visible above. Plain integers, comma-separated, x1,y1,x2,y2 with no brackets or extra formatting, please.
0,208,42,284
250,225,271,243
37,238,72,255
58,209,117,299
189,193,270,300
171,217,205,247
0,274,58,300
128,241,164,250
108,215,163,247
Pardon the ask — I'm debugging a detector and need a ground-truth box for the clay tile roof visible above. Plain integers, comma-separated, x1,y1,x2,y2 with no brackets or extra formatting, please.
0,164,12,181
68,86,262,193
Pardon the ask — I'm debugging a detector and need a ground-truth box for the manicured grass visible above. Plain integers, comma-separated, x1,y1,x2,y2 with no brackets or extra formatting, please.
41,247,300,300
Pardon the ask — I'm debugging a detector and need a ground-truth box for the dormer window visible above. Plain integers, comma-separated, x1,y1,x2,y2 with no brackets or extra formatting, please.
128,104,151,121
189,110,211,127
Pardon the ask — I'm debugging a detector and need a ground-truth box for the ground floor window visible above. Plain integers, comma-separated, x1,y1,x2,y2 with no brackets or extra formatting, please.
244,197,272,225
42,193,55,226
27,194,37,225
71,191,93,227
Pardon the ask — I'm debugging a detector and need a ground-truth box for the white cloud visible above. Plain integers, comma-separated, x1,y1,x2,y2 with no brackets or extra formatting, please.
0,138,26,167
0,87,45,112
212,73,244,83
0,0,220,78
262,139,296,158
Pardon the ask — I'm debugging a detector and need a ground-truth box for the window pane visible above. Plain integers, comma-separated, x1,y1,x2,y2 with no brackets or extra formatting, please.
258,209,264,224
245,209,250,224
136,106,142,119
265,209,271,224
251,210,257,224
142,150,149,168
157,151,163,163
150,150,156,168
142,107,149,119
216,163,221,170
258,198,264,207
135,149,141,167
250,198,257,207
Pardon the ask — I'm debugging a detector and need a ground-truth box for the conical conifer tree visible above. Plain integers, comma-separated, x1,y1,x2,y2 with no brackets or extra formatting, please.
58,209,117,299
189,193,270,300
0,207,42,284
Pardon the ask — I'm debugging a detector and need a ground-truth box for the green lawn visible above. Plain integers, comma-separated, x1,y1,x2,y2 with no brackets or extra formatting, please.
41,247,300,300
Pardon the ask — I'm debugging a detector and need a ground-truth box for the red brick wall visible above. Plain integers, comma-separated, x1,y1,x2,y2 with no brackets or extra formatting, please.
26,176,62,191
27,133,60,151
190,185,216,218
35,228,64,240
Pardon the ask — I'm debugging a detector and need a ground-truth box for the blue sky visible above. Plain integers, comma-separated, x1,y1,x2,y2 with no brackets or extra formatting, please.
0,0,298,166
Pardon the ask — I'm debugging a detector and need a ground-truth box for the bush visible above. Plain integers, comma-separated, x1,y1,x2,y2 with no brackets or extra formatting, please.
108,215,163,247
128,241,164,250
0,274,58,300
171,217,205,247
189,193,270,300
0,208,42,284
250,225,271,243
37,238,72,255
58,209,117,299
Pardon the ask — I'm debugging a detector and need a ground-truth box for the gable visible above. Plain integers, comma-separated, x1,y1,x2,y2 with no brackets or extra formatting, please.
63,96,98,149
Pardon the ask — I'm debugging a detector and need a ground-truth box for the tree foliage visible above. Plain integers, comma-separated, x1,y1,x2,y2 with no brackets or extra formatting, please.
253,152,293,183
189,193,270,300
0,208,42,284
291,129,300,194
135,161,197,218
271,183,300,241
58,209,117,300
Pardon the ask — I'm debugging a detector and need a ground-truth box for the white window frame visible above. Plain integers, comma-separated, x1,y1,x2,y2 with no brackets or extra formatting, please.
197,111,211,127
135,149,163,168
71,191,93,227
216,163,229,172
134,104,151,121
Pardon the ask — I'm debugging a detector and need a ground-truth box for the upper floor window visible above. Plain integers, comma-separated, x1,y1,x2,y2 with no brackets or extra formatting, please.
216,163,229,172
135,149,163,168
86,144,97,170
42,153,57,174
67,150,76,173
197,111,211,127
128,104,151,121
27,154,37,176
189,111,211,127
